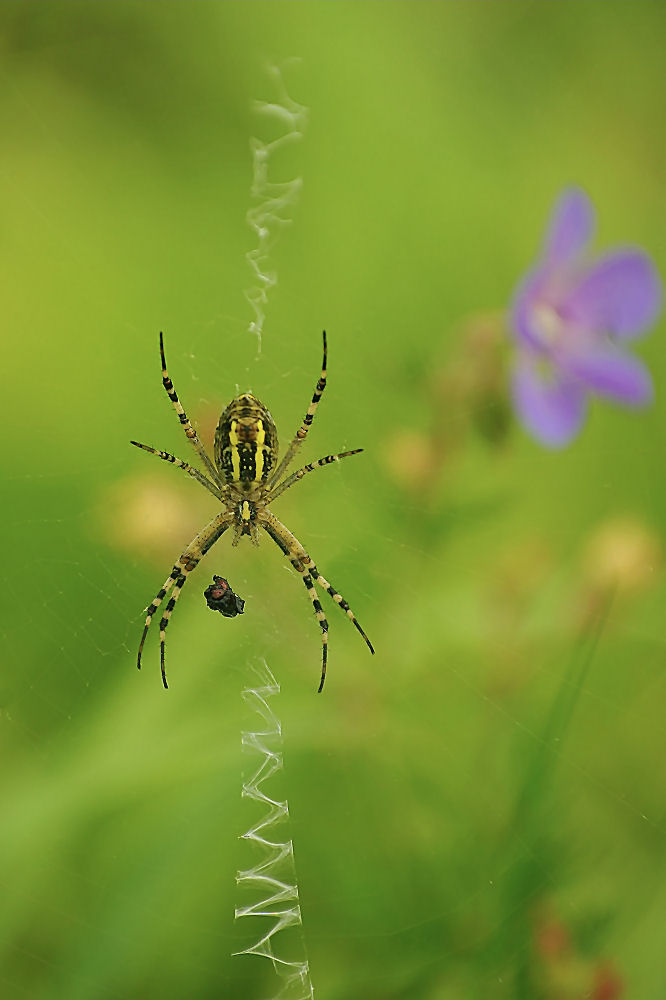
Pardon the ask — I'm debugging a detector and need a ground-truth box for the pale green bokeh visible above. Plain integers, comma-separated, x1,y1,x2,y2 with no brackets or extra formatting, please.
2,3,666,998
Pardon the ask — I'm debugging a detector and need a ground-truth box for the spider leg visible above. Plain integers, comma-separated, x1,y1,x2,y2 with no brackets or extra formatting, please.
158,574,189,689
269,330,328,487
297,567,329,692
259,510,374,692
130,440,225,500
137,568,180,671
159,332,223,488
306,560,374,657
259,518,330,690
267,448,363,505
137,511,233,688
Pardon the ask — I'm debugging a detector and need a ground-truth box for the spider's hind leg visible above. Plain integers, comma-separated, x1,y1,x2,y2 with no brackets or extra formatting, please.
307,563,374,656
158,573,188,689
261,528,330,691
137,568,181,675
294,562,330,692
136,512,233,688
259,510,373,692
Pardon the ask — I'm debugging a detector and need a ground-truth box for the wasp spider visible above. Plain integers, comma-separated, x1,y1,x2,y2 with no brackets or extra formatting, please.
132,331,374,691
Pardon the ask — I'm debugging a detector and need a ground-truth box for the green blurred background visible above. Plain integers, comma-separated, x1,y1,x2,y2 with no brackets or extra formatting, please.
2,3,666,998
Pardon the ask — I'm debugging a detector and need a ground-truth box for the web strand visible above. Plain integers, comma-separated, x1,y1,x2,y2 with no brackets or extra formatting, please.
233,659,315,999
245,62,308,354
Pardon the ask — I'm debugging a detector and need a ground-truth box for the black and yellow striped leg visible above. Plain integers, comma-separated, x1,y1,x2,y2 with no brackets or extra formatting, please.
267,448,363,505
159,573,188,688
295,565,329,692
137,567,181,671
269,330,328,487
259,515,329,690
137,512,233,687
159,332,223,488
259,510,374,690
130,440,224,500
306,559,374,656
139,561,200,689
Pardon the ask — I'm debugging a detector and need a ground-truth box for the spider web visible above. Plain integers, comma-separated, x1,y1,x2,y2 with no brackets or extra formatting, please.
244,61,308,355
233,659,314,1000
2,9,666,1000
3,339,666,1000
232,63,315,1000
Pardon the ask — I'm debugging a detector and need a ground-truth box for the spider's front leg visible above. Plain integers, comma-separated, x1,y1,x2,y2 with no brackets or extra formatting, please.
268,330,328,488
137,511,233,688
159,331,223,488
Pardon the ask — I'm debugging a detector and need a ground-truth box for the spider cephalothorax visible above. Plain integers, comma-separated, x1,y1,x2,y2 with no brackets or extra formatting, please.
132,331,374,691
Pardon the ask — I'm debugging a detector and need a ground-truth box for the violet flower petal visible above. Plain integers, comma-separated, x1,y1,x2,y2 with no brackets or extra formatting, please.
512,360,587,447
512,267,551,352
566,250,662,340
563,348,654,406
543,187,595,267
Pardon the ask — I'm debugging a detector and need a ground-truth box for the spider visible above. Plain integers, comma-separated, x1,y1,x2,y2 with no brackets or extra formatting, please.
132,330,374,691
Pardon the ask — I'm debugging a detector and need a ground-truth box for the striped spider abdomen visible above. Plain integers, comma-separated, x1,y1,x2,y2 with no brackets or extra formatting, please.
214,393,278,488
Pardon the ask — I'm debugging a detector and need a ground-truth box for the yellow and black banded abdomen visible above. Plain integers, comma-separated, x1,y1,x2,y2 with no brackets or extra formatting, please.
214,394,278,486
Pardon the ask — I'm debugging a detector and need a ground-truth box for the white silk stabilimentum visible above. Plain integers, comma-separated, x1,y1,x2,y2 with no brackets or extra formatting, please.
245,63,308,354
234,660,315,999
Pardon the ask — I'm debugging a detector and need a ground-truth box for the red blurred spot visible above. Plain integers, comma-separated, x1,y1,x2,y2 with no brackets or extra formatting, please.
591,962,623,1000
535,917,570,960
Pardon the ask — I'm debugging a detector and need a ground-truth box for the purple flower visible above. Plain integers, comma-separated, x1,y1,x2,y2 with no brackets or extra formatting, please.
510,188,661,447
